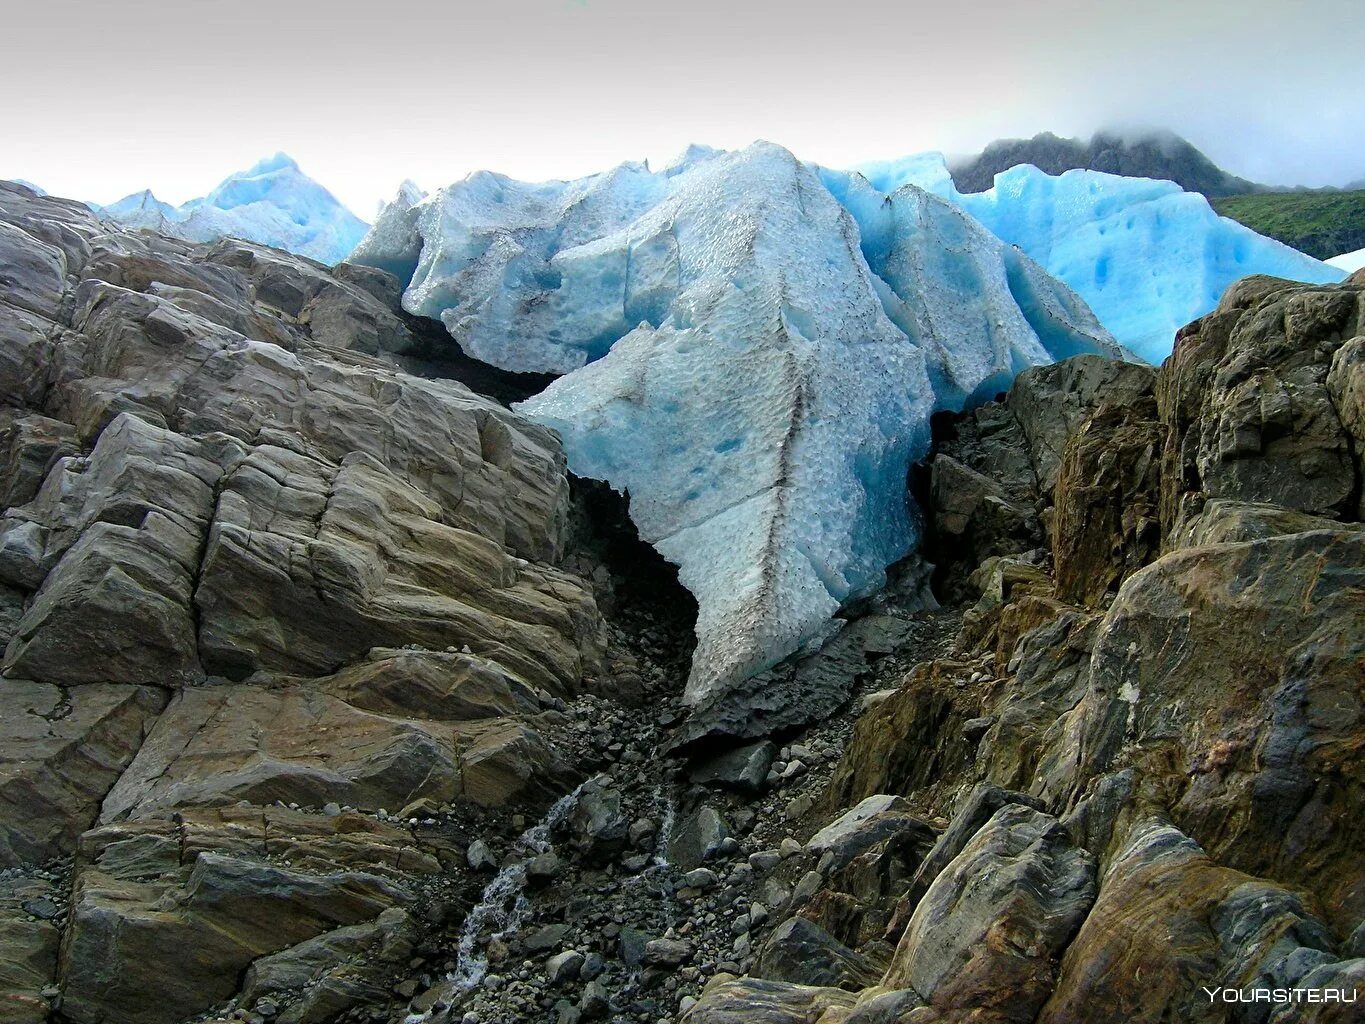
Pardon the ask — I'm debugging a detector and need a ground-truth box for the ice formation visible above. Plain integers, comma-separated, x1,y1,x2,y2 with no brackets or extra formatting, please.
853,154,1346,362
1328,247,1365,273
95,154,369,265
352,142,1122,705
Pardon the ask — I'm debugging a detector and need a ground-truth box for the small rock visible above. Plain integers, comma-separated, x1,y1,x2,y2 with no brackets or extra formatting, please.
683,867,718,889
644,937,693,967
779,838,803,859
749,850,781,872
580,952,606,981
466,839,497,872
579,979,610,1020
792,870,824,904
784,794,815,820
527,851,562,882
546,949,584,985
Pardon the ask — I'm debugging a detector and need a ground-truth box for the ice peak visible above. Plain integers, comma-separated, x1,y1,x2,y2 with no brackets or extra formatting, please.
243,152,302,177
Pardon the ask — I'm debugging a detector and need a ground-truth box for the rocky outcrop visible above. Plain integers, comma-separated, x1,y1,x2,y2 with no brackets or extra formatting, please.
0,181,608,1022
687,274,1364,1022
1158,275,1362,533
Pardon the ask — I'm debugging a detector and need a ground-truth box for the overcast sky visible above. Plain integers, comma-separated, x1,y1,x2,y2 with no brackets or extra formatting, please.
4,0,1362,217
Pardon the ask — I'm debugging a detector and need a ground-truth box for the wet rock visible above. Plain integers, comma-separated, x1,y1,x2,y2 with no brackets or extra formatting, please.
466,839,497,872
566,776,628,861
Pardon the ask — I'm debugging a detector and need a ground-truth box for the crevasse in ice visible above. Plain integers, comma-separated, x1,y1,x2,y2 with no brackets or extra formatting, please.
854,153,1346,362
353,142,1123,705
95,154,369,266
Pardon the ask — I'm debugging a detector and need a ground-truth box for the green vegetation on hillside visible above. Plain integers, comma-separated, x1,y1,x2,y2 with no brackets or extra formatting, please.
1212,190,1365,260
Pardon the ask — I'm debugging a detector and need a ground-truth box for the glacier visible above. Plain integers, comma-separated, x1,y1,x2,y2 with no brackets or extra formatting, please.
95,154,369,266
351,142,1123,708
853,154,1347,362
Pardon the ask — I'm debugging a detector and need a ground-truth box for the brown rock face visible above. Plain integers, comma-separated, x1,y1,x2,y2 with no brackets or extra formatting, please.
1057,528,1365,931
59,809,430,1024
1051,397,1162,607
1157,276,1362,537
0,181,610,1022
1038,818,1340,1024
884,804,1095,1023
0,680,164,866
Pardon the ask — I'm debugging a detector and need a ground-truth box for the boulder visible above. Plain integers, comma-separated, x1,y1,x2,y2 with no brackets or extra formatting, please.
240,907,416,1013
567,776,629,860
459,719,577,809
1039,819,1340,1024
884,784,1046,942
688,740,778,794
884,804,1095,1022
753,917,882,990
929,455,1038,569
668,805,731,871
679,975,856,1024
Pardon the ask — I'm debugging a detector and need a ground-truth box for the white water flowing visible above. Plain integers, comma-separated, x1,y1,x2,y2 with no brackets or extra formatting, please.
405,783,587,1021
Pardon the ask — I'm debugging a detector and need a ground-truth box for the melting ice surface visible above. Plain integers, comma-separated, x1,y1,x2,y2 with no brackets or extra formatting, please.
853,153,1347,362
352,142,1123,711
95,154,369,266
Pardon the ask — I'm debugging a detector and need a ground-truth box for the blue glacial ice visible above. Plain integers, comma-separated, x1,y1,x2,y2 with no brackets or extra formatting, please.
352,142,1123,705
855,154,1346,363
95,154,369,266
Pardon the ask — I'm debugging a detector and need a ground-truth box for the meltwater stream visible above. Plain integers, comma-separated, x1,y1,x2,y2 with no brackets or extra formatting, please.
404,783,588,1022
